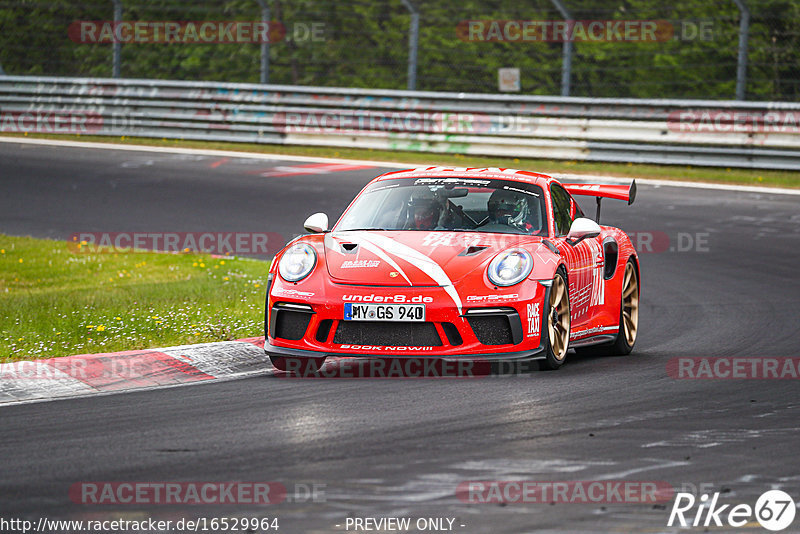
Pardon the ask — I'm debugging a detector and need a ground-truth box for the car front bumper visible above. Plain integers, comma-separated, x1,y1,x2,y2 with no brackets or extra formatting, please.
265,280,551,362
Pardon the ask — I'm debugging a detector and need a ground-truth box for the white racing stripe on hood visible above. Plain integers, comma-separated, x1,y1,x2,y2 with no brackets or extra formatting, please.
357,233,463,313
333,235,413,286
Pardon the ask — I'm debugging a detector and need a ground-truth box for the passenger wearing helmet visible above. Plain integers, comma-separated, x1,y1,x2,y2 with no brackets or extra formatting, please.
484,189,533,233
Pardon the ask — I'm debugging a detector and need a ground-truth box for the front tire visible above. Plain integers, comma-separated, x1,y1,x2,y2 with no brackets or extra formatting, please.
542,270,571,370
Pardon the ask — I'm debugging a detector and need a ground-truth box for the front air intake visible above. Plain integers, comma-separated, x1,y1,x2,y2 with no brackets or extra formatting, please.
333,321,442,347
270,303,314,341
465,308,523,345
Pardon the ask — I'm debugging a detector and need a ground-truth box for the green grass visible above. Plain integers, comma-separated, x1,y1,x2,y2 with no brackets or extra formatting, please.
3,132,800,188
0,234,269,362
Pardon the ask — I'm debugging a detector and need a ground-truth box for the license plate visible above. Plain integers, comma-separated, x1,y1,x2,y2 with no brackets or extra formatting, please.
343,303,425,322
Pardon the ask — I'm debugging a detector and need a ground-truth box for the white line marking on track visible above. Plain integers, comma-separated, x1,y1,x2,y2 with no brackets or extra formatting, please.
1,136,798,196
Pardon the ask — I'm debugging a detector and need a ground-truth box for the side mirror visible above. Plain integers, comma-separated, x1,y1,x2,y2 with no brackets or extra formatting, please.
303,213,329,233
566,217,601,242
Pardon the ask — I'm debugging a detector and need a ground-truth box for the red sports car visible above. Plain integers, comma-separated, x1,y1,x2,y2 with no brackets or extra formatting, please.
265,167,639,372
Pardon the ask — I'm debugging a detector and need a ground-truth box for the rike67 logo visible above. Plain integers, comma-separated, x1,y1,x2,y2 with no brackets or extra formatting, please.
668,490,795,531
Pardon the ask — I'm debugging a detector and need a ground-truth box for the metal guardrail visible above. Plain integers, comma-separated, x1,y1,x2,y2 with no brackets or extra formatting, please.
1,76,800,170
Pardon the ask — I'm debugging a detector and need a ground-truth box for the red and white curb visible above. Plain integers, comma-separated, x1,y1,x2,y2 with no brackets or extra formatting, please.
0,337,270,406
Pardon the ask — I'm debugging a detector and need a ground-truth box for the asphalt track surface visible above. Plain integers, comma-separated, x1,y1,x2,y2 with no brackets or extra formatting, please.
1,141,799,533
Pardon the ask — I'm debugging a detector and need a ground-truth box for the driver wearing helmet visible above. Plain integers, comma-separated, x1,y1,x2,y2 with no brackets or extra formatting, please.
409,197,442,230
486,189,533,232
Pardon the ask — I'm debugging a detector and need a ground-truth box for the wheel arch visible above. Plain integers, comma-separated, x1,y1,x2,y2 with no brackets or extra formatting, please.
627,252,640,294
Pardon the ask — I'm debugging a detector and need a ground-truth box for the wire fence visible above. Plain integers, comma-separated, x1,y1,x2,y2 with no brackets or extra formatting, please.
0,0,798,101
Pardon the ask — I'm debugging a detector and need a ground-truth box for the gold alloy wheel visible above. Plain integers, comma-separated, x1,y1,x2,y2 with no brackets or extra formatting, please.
548,274,570,361
622,262,639,346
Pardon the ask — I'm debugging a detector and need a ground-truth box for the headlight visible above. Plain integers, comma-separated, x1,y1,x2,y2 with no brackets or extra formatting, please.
487,248,533,287
278,243,317,282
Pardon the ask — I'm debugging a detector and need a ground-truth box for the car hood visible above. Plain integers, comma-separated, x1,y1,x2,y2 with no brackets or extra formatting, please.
324,230,543,287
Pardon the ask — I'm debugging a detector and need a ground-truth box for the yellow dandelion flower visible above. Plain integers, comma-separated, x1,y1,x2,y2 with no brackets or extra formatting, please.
220,260,225,265
223,276,229,281
199,263,205,268
192,262,198,267
19,258,23,263
96,325,106,332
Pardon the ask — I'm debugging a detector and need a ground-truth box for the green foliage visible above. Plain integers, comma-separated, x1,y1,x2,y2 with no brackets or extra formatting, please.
0,0,797,100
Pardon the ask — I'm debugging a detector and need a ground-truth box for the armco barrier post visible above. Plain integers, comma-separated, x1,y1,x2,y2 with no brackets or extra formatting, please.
257,0,270,84
400,0,419,91
733,0,750,100
112,0,122,78
550,0,573,97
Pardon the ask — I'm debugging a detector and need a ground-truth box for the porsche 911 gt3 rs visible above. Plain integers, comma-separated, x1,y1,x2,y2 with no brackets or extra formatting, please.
264,167,639,371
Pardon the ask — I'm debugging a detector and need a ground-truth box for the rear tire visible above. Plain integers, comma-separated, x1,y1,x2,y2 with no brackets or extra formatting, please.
269,356,326,375
541,269,571,370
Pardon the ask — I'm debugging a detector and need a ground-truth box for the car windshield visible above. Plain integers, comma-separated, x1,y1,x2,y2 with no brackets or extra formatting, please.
335,177,547,235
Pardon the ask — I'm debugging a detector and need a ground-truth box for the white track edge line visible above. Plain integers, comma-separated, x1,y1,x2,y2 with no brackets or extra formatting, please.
1,136,799,196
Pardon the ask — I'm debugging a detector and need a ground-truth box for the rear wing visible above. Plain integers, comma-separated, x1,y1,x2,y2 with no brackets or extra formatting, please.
562,181,636,223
